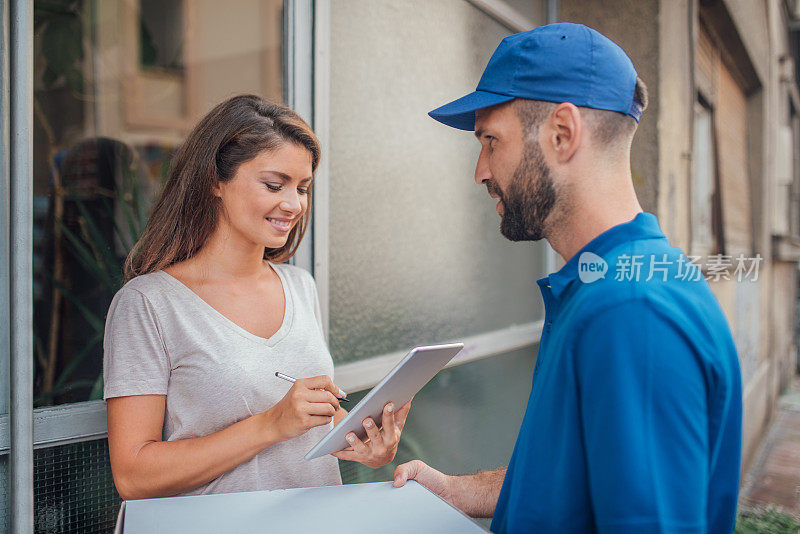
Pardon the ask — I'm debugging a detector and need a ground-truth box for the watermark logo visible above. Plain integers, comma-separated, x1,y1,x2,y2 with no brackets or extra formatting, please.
576,252,761,284
610,253,761,283
578,252,608,283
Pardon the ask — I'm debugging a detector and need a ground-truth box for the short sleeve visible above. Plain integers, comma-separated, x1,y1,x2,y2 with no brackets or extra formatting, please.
294,265,325,335
103,287,171,400
574,299,709,533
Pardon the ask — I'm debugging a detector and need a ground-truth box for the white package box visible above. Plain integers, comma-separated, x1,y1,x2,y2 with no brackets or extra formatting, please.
121,480,488,533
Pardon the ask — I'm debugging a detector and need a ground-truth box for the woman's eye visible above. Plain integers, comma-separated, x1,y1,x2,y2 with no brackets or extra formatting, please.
265,183,282,192
298,187,309,195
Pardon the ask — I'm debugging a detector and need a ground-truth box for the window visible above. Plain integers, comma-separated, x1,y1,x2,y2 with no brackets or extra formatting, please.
774,99,800,238
691,98,720,256
322,0,546,488
792,102,800,237
17,0,290,530
326,0,546,370
692,22,755,257
32,0,285,407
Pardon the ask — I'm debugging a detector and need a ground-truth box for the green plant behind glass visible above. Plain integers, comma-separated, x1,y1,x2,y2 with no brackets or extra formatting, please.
35,0,84,93
35,163,153,405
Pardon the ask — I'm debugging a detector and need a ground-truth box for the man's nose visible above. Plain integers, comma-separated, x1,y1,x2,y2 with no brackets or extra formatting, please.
474,148,492,185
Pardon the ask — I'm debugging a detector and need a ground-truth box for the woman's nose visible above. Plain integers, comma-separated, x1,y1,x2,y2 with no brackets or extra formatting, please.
279,192,302,214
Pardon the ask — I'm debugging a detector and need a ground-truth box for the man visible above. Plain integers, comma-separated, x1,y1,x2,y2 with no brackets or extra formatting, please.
393,23,742,533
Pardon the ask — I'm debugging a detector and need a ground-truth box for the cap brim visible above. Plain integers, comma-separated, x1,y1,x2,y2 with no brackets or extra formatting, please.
428,91,515,131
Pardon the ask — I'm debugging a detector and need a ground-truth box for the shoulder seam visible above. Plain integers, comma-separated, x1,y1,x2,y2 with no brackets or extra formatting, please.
121,286,172,364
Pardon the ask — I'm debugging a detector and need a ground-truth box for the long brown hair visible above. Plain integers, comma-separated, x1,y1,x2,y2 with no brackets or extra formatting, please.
124,94,319,282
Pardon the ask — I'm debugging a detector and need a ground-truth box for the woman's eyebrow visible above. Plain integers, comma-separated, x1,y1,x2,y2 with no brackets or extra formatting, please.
259,171,313,183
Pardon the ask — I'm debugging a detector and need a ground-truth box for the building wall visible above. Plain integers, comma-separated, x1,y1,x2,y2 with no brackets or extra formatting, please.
560,0,661,215
726,0,799,471
560,0,800,475
657,0,693,251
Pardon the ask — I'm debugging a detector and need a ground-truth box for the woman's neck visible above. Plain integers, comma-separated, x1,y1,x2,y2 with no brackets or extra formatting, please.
183,225,268,283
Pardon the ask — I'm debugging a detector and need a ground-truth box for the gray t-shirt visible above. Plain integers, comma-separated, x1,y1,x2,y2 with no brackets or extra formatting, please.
102,263,342,495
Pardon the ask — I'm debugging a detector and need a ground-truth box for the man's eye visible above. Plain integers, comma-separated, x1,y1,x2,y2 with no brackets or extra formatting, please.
488,137,497,148
265,183,282,191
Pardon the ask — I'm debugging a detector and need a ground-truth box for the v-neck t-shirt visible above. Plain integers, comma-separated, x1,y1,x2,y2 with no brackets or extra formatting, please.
102,263,342,495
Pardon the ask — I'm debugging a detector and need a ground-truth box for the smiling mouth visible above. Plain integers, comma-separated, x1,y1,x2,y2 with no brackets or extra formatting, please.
267,218,293,232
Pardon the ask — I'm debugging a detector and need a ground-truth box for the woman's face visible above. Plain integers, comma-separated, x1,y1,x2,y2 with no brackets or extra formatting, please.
216,143,313,250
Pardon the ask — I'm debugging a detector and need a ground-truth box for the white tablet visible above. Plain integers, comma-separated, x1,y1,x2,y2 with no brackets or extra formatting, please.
304,343,464,460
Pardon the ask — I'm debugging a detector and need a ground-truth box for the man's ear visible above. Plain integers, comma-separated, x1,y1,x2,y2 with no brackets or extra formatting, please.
542,102,582,164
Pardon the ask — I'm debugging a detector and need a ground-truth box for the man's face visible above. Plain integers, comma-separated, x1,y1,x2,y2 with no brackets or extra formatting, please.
474,103,557,241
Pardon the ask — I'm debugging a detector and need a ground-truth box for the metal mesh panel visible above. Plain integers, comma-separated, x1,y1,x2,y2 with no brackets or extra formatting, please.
34,439,121,534
1,455,9,533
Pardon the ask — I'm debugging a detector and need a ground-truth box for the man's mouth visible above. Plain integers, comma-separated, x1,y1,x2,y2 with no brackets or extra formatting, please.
486,181,502,200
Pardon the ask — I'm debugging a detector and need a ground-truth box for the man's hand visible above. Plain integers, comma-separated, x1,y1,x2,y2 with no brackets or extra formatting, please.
393,460,453,502
394,461,507,518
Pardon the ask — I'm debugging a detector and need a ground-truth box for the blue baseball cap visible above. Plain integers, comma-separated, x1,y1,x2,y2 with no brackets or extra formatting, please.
429,23,642,131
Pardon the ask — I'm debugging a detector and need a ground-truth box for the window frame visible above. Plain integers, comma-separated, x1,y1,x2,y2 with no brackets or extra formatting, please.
1,0,12,531
7,0,34,531
1,0,11,423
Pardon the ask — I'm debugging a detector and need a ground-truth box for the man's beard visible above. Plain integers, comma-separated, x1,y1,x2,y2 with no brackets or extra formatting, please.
489,141,557,242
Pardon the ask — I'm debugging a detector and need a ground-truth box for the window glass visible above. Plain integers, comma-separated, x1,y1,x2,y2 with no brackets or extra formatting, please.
691,101,716,256
32,0,284,406
339,346,536,484
328,0,546,364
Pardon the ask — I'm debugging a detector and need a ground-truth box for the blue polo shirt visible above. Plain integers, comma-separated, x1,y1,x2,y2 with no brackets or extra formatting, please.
491,213,742,533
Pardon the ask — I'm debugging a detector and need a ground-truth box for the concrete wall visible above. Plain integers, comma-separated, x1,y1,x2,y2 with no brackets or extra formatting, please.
559,0,660,215
657,0,693,250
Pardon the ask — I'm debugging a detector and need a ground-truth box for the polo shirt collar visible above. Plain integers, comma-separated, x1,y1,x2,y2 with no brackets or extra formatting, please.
541,212,666,300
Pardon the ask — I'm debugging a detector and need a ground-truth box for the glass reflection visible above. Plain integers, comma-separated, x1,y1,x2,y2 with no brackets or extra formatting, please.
32,0,285,406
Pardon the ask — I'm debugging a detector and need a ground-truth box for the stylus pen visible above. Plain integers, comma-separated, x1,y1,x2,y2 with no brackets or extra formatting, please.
274,372,349,402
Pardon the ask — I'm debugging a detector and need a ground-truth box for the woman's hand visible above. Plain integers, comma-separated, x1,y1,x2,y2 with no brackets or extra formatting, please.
331,399,412,468
263,375,345,442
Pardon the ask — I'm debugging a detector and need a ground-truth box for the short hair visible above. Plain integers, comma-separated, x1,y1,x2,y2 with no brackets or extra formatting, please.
514,76,649,149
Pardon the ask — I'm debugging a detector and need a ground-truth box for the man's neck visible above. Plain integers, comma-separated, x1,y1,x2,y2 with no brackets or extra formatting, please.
544,151,644,263
546,201,643,264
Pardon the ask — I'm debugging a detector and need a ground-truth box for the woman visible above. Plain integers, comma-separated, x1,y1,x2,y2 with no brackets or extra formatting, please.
103,95,410,500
